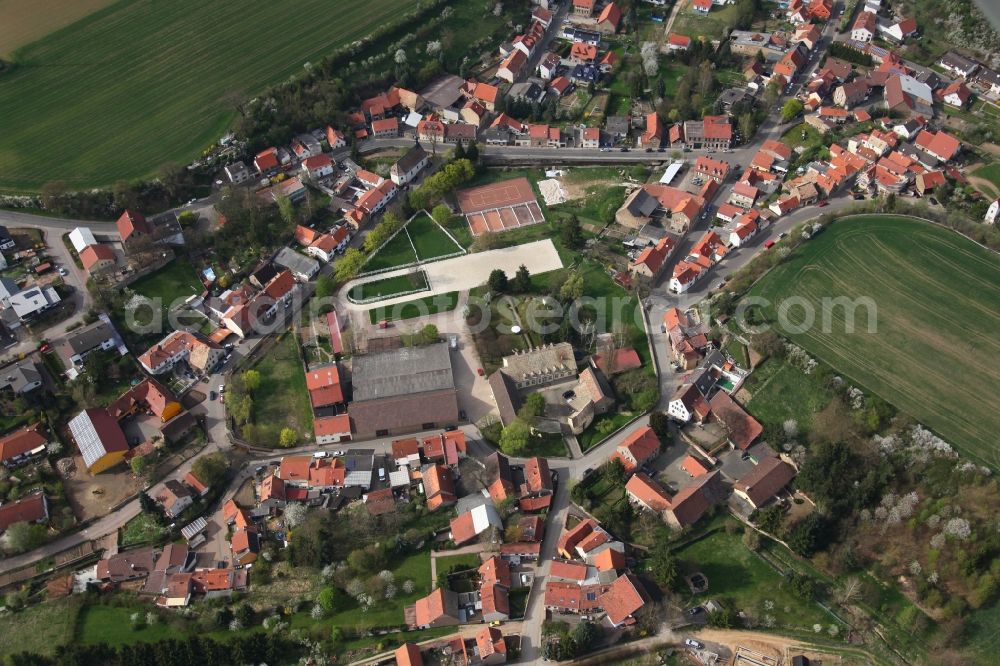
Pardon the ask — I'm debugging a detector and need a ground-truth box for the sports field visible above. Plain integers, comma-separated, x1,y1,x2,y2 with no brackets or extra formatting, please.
0,0,403,191
362,214,464,272
750,215,1000,468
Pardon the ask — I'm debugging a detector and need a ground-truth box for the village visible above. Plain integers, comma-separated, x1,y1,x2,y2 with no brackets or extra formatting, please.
1,0,1000,663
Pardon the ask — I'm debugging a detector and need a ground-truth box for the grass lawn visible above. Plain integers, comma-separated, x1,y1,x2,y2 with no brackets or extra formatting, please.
743,356,834,436
523,432,569,458
251,332,313,436
441,214,474,249
782,122,825,153
363,231,419,272
348,271,429,302
724,338,749,368
129,259,203,320
78,603,176,646
120,513,167,548
406,213,464,260
0,0,409,191
749,215,1000,469
671,3,741,40
368,291,459,324
435,552,483,573
972,163,1000,198
0,596,82,657
578,412,637,451
550,184,628,226
317,549,433,628
675,525,836,632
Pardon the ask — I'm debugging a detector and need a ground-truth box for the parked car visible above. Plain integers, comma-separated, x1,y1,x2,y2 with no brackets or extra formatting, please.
219,384,225,393
209,391,217,401
685,639,703,649
764,240,776,249
817,199,829,207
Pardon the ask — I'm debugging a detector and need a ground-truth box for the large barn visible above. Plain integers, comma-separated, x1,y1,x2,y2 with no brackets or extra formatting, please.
348,343,459,438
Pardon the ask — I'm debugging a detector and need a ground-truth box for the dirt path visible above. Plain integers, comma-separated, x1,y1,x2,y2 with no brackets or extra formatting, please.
660,0,687,46
694,628,847,664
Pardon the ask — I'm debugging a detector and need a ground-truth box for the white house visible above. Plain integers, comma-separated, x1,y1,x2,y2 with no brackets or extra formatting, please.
986,198,1000,224
390,144,429,186
851,11,876,42
224,161,251,184
9,287,60,323
538,52,561,80
68,227,98,253
301,154,335,180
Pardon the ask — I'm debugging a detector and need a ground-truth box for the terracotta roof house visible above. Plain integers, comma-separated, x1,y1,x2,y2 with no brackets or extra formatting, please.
80,244,116,274
557,517,598,559
230,526,260,566
550,559,589,581
524,456,552,495
665,470,725,529
116,209,154,251
734,456,797,509
395,643,424,666
413,587,461,627
305,363,344,409
625,472,672,512
0,424,48,466
156,479,193,518
423,430,467,466
613,426,661,471
278,455,346,489
543,581,608,613
365,487,397,515
593,547,626,573
0,492,48,532
596,2,621,33
422,464,457,511
480,555,512,587
475,626,508,665
449,502,503,545
481,583,511,622
600,573,650,627
392,437,422,468
709,391,763,450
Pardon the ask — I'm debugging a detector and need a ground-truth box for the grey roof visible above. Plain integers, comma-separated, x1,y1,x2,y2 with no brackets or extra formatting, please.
394,143,429,173
489,371,522,426
0,277,18,300
0,359,42,393
351,342,455,402
65,320,114,355
606,116,630,137
273,246,319,277
628,189,660,218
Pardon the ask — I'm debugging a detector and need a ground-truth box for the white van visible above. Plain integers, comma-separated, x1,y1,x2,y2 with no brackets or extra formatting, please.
313,451,329,459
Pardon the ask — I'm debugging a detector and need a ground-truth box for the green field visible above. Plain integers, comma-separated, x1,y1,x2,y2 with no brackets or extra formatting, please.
406,213,463,260
363,232,419,272
251,332,313,436
0,0,404,191
348,271,429,302
368,291,459,324
744,356,834,435
129,259,203,307
671,2,741,40
0,597,82,657
749,215,1000,468
363,215,464,272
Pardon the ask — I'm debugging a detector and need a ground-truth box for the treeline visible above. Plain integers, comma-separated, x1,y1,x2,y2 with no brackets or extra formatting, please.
6,633,291,666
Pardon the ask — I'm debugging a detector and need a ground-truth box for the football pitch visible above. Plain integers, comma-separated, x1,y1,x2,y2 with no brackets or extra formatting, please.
750,215,1000,468
0,0,403,191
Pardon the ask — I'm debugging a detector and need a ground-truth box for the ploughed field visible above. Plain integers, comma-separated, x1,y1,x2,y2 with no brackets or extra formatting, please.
749,215,1000,468
0,0,401,191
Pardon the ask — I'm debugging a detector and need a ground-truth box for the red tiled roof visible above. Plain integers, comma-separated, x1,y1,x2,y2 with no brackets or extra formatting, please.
597,2,621,27
0,424,46,463
524,456,552,494
0,492,46,531
80,244,115,271
395,643,423,666
480,555,512,587
314,414,351,438
476,627,507,660
593,546,625,572
625,472,672,511
550,559,588,581
599,573,650,626
614,426,660,471
734,456,797,507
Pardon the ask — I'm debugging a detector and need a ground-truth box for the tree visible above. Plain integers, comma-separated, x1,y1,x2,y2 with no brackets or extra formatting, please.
139,491,160,516
158,161,190,199
192,452,228,489
274,194,296,228
781,98,804,123
559,274,584,301
512,264,532,293
649,411,671,439
649,542,678,588
487,269,508,294
419,324,439,345
178,211,198,227
335,248,366,282
453,140,466,160
499,419,531,456
315,274,336,299
4,522,48,554
284,503,308,528
786,513,828,557
317,586,341,613
242,369,261,392
696,60,715,97
130,455,149,480
279,428,299,448
466,141,480,163
518,392,546,422
571,621,600,654
561,214,583,248
431,204,453,226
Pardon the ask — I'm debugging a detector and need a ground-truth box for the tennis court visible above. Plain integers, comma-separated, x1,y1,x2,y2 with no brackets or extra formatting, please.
455,177,544,236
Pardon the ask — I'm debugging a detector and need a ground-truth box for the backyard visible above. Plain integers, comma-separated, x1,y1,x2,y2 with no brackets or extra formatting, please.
671,2,742,40
129,259,203,310
743,356,834,437
250,332,313,438
675,524,841,634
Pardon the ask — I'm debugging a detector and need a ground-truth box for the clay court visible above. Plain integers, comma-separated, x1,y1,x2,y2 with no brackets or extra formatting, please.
456,177,545,236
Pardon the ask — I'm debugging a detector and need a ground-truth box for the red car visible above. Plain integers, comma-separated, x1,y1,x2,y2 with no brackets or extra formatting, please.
817,200,829,207
764,240,776,249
